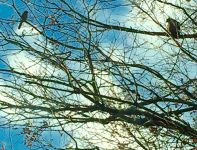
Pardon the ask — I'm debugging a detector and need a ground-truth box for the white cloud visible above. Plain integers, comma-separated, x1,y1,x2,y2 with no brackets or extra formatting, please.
5,23,60,77
0,1,196,149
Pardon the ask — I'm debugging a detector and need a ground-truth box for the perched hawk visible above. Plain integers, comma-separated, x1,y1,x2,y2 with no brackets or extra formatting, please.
18,11,28,29
166,18,180,38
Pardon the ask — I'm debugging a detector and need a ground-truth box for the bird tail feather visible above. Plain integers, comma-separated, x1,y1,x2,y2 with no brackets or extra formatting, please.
18,22,23,29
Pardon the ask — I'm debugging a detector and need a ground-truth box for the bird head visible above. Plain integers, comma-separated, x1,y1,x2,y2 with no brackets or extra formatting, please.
166,18,171,23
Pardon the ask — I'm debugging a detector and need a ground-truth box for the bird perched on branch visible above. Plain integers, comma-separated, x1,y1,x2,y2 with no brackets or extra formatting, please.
18,11,28,29
166,17,180,38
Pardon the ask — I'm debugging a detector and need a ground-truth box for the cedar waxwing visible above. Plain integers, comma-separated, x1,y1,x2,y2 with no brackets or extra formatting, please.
18,11,28,29
166,17,180,38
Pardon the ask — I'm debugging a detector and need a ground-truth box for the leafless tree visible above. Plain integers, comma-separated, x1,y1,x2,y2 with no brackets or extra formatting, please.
0,0,196,149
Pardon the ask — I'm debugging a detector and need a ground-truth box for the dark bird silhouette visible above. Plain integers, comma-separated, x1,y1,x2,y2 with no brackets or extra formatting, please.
18,11,28,29
166,18,180,38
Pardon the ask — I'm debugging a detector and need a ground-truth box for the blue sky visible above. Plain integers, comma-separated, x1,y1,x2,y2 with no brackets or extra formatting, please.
0,3,13,19
0,127,30,150
0,0,196,149
0,3,19,149
0,127,70,150
0,3,13,70
0,2,70,150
